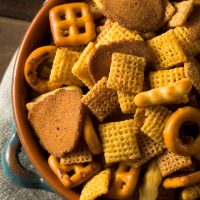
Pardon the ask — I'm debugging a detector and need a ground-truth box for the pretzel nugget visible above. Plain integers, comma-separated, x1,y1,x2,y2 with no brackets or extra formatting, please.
48,155,101,188
134,78,192,107
80,169,111,200
163,171,200,189
106,162,141,199
83,111,103,155
49,3,96,47
148,30,187,69
50,48,83,86
181,184,200,200
107,53,146,94
164,106,200,156
139,159,162,200
72,42,96,89
24,46,62,93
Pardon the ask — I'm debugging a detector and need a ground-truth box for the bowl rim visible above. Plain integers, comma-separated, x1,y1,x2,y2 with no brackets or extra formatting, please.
12,0,80,199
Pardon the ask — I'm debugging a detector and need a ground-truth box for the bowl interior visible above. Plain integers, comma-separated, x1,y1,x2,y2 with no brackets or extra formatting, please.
12,0,80,199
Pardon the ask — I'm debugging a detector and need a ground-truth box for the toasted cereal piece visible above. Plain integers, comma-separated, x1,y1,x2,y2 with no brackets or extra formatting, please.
158,151,192,177
168,0,194,27
107,53,146,93
131,132,164,168
141,106,172,146
161,0,176,25
72,42,95,89
50,48,83,86
174,26,200,56
139,159,162,200
184,57,200,94
133,108,146,132
117,91,136,114
181,184,200,200
148,30,187,69
82,77,118,122
149,67,186,89
99,119,141,164
80,169,111,200
60,143,92,165
96,22,143,46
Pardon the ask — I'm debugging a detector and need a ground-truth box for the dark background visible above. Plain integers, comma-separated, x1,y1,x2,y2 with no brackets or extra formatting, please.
0,0,44,82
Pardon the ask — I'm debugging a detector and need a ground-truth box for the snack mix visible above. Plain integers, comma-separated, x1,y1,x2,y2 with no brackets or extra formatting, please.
24,0,200,199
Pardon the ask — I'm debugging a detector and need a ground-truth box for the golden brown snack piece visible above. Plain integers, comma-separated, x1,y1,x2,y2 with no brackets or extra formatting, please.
89,40,154,83
148,30,187,69
49,3,96,47
139,159,162,200
106,162,141,199
99,119,141,164
141,106,172,146
24,46,62,93
82,77,118,122
181,184,200,200
134,79,192,107
158,151,192,177
163,171,200,189
107,53,146,94
83,111,103,155
101,0,164,33
80,169,111,200
27,88,83,157
48,155,101,189
164,106,200,157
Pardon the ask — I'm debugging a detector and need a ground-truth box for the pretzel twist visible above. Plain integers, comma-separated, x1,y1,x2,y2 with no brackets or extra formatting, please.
48,155,101,188
134,78,192,107
163,171,200,189
164,106,200,156
24,46,61,93
105,162,140,199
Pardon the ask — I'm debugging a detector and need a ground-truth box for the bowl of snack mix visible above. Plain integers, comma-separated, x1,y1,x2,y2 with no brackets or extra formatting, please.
12,0,200,199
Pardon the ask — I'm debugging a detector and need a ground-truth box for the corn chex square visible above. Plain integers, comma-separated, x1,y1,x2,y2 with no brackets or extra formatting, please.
158,151,192,177
72,42,95,89
174,26,200,56
141,106,172,146
99,119,141,164
80,169,111,200
96,22,143,46
162,0,176,25
82,77,118,122
117,91,136,114
50,48,83,86
148,30,187,69
168,0,194,27
107,53,146,94
149,67,186,88
131,132,164,168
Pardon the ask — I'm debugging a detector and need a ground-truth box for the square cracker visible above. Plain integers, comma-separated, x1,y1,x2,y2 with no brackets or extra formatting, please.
174,26,200,56
107,53,146,93
80,169,111,200
50,48,83,86
82,77,118,122
158,151,192,177
99,119,141,164
148,30,187,69
72,42,95,89
168,0,194,27
141,106,172,146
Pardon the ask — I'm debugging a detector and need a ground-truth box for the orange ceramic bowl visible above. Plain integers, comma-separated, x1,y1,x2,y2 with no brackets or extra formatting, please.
12,0,80,199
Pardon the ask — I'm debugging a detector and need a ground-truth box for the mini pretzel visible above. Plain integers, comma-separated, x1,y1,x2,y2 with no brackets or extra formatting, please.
163,171,200,189
106,162,141,199
48,155,101,188
164,106,200,156
24,46,62,93
49,3,96,47
134,78,192,107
